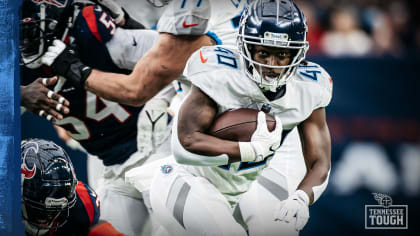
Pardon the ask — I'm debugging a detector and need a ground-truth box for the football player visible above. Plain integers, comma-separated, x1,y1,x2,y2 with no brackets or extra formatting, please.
19,0,169,235
21,139,125,236
147,0,333,235
41,0,248,107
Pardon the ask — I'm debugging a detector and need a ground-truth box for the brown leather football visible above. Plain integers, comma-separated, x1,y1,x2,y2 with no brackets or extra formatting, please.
207,108,276,142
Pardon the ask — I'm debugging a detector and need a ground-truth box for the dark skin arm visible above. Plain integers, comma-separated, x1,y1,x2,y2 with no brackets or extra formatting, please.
177,86,243,163
297,107,331,205
21,77,70,123
85,33,214,107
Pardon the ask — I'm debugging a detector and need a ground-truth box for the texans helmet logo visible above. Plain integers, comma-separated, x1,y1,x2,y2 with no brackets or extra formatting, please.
21,141,39,179
31,0,67,8
21,161,36,179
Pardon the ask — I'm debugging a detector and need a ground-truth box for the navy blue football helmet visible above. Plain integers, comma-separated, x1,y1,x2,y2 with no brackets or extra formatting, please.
20,0,74,68
237,0,309,91
21,139,77,235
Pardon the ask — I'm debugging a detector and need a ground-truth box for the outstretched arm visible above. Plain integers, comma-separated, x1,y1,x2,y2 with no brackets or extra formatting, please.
297,107,331,205
274,107,331,231
45,34,214,107
86,34,214,106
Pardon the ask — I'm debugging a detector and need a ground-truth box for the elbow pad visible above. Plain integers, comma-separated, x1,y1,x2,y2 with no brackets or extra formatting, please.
312,169,330,204
171,116,229,166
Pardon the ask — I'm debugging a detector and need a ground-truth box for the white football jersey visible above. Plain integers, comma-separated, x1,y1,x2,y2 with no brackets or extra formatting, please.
180,45,333,204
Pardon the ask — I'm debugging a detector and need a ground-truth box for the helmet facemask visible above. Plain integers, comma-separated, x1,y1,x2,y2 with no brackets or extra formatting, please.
22,194,76,235
237,0,309,92
20,1,74,69
20,4,49,69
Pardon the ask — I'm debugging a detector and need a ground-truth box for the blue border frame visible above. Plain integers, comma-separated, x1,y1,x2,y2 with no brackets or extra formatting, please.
0,0,24,235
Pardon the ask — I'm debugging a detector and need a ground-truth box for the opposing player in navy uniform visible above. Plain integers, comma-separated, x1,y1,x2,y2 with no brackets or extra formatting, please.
19,0,169,234
21,139,126,236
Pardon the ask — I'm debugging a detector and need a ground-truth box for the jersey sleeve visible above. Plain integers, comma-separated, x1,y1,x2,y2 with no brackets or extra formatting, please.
157,0,210,35
296,62,333,109
185,46,253,108
73,4,117,44
315,64,333,108
106,28,159,70
58,181,100,235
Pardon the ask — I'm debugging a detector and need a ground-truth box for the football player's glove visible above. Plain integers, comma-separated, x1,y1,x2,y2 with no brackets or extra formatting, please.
137,98,169,154
274,190,310,231
239,112,282,162
42,40,92,88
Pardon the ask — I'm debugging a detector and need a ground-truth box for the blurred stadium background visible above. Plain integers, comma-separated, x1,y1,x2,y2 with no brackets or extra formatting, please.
21,0,420,235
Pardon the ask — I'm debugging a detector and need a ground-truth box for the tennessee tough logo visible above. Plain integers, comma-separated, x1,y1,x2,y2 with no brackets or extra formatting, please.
31,0,67,8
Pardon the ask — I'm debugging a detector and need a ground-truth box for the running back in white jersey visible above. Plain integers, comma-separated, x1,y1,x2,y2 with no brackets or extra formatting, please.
180,45,333,204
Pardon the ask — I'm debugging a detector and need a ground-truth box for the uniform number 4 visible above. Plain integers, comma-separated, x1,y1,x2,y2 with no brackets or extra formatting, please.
55,92,130,140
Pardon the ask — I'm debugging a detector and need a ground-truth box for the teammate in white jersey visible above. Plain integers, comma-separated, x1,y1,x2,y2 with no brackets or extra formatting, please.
148,1,333,235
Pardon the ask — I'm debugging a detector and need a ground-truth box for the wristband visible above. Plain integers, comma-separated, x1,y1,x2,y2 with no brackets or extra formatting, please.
294,190,310,206
239,142,256,162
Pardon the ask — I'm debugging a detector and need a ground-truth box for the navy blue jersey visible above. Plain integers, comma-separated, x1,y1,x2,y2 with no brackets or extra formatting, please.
71,4,129,74
57,4,142,165
48,181,100,236
21,4,143,166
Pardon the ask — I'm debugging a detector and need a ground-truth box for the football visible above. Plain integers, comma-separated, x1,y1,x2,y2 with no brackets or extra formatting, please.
207,108,276,142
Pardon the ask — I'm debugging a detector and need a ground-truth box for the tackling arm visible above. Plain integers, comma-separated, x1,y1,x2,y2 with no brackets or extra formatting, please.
297,107,331,205
85,33,214,106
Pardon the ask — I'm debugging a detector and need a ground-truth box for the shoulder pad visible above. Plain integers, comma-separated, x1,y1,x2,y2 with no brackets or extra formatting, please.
185,45,241,77
185,46,255,108
75,181,100,226
296,61,333,107
157,0,210,35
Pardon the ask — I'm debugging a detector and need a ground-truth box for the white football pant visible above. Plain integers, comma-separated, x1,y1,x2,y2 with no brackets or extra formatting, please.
96,136,172,236
150,157,247,236
239,128,306,236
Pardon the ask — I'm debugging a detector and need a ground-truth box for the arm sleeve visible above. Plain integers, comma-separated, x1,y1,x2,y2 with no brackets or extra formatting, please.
105,28,159,70
312,169,330,204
